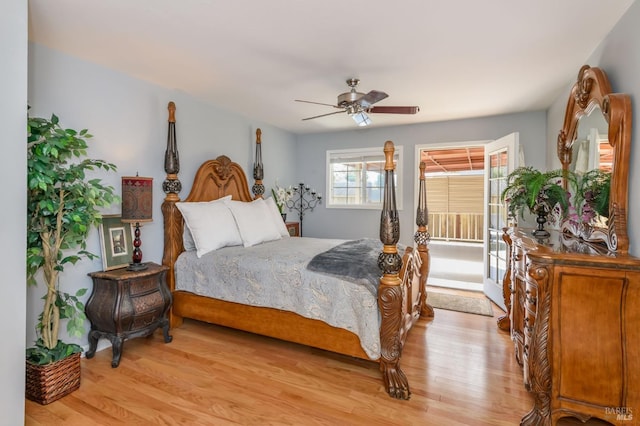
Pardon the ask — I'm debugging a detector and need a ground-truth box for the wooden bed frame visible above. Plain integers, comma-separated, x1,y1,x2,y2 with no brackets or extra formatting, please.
160,102,433,399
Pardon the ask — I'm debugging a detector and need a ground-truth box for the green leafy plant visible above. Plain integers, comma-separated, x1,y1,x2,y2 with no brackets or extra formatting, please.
27,112,119,365
573,169,611,221
501,166,571,221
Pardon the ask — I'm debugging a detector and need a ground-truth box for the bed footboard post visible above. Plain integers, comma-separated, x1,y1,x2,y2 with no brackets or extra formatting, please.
416,161,434,318
161,101,183,328
377,141,410,400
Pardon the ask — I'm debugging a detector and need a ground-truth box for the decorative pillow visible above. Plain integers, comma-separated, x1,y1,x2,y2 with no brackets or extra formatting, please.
181,195,232,251
176,196,242,257
225,198,282,247
265,196,290,238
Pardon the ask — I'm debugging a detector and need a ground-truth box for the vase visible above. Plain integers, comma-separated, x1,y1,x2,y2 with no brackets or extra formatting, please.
281,213,287,222
532,207,550,238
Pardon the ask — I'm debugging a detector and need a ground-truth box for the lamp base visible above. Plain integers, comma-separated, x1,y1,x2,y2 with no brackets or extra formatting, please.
127,262,148,271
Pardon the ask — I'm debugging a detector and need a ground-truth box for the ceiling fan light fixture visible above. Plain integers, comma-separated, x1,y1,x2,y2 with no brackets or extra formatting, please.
351,110,372,127
296,78,415,126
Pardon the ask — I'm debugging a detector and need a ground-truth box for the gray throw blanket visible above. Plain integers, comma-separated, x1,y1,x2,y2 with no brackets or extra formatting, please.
306,238,383,296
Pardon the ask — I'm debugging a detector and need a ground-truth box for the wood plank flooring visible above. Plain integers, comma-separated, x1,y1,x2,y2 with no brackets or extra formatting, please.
23,289,567,425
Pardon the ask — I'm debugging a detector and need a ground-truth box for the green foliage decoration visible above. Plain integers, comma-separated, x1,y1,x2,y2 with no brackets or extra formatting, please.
573,168,611,221
501,166,571,221
27,112,119,364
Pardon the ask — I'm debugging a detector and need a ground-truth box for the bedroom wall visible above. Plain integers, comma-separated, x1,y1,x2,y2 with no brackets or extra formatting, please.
546,0,640,258
26,43,298,351
2,0,27,423
294,111,547,245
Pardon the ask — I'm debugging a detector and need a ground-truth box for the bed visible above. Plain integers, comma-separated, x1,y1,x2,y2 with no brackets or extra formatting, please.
160,102,433,399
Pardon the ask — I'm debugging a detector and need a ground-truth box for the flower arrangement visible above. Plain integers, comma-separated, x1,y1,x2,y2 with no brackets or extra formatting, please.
271,185,293,214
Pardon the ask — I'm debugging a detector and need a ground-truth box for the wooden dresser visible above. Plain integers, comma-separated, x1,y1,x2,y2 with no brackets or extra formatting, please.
503,228,640,425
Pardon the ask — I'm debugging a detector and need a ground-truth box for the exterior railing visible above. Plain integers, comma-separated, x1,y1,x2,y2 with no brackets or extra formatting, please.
428,212,484,242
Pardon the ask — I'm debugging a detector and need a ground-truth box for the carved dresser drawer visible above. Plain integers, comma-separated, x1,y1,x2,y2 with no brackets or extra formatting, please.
129,275,161,296
522,279,538,389
508,238,528,367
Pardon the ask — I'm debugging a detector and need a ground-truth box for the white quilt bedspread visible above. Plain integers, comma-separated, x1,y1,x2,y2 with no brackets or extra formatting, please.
175,237,381,359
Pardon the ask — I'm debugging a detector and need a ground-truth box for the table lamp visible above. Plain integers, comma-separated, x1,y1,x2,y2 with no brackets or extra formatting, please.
121,175,153,270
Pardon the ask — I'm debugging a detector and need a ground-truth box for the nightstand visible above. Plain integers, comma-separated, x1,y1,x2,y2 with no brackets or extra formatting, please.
85,262,172,367
285,221,300,237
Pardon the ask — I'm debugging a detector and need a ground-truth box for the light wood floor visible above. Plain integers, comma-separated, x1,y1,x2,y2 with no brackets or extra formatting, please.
24,289,601,425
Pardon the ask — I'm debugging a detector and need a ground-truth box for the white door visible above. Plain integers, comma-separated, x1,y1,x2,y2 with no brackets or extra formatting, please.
483,133,519,310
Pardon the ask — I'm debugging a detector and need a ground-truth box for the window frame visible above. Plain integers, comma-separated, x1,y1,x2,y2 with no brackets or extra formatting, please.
325,145,403,210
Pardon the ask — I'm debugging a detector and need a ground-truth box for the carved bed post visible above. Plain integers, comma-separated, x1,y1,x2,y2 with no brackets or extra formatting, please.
161,101,183,327
415,161,434,318
252,128,264,199
377,141,410,400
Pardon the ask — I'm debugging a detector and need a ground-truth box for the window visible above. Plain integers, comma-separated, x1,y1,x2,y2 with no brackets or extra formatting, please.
326,146,403,209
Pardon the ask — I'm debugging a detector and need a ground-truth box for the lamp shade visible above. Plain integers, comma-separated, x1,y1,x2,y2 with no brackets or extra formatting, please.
121,176,153,223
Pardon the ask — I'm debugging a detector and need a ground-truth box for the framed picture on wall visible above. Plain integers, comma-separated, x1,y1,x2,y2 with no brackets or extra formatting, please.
98,215,134,270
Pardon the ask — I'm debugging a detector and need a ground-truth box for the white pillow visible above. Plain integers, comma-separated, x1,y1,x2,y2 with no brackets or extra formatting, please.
265,196,290,238
225,198,282,247
176,196,242,257
181,195,232,251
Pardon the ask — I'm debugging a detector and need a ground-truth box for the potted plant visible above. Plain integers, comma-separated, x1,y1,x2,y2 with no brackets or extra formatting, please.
572,168,611,223
271,184,293,221
501,166,571,237
26,112,119,404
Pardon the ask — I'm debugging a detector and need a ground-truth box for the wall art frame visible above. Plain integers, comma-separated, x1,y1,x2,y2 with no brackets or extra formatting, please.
98,214,134,270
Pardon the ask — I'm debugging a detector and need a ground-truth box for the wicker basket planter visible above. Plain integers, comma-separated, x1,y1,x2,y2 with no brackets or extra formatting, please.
25,352,81,405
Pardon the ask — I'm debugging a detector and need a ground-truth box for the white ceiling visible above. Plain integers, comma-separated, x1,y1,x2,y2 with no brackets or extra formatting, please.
28,0,635,134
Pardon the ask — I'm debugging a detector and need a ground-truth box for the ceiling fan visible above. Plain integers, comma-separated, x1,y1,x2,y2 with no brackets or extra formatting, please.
295,78,420,126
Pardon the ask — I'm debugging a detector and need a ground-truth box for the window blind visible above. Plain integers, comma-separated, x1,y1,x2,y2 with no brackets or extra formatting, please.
426,175,483,214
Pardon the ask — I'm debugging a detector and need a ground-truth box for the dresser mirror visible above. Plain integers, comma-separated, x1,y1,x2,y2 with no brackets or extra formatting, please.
557,65,632,254
570,106,612,174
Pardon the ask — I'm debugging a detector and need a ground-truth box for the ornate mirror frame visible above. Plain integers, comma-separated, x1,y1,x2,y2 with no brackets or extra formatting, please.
557,65,632,254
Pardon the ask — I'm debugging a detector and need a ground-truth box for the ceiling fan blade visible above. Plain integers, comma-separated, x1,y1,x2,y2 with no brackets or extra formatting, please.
302,110,346,121
368,106,420,114
358,90,389,108
295,99,341,108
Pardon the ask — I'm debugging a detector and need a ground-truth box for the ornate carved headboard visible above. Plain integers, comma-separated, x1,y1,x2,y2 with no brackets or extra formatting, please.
183,156,254,203
161,102,263,291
